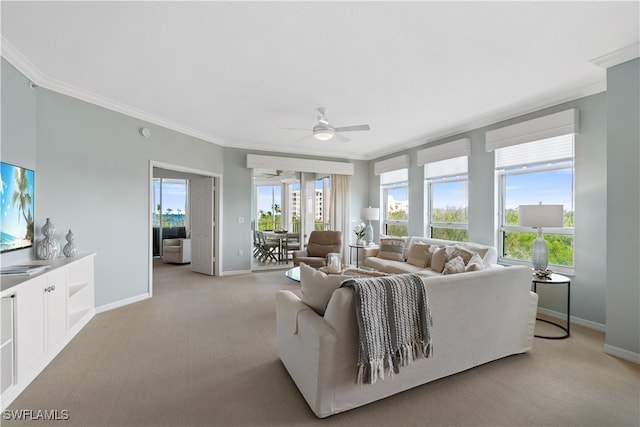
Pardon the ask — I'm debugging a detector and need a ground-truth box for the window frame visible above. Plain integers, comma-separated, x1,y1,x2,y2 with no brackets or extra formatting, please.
497,160,575,274
425,174,469,242
381,174,409,237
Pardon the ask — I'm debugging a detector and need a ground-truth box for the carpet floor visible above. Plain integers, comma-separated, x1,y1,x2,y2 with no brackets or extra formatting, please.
4,261,639,427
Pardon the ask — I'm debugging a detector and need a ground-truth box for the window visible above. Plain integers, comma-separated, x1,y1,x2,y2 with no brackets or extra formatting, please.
496,135,575,271
381,169,409,236
425,156,468,241
315,176,331,231
256,184,282,231
153,178,188,228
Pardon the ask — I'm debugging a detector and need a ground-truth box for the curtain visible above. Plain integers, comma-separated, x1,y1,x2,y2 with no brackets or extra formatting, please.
330,174,351,263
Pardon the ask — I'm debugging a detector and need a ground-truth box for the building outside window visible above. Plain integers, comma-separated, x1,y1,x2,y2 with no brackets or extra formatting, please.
495,134,575,272
381,169,409,236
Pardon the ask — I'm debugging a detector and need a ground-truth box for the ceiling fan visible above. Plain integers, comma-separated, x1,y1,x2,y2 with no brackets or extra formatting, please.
280,108,370,142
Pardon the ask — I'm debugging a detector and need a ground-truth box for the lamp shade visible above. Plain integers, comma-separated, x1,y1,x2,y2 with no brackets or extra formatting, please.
361,207,380,221
519,204,563,228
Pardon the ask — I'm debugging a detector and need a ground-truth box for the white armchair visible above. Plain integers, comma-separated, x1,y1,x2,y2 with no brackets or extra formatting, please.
162,238,191,264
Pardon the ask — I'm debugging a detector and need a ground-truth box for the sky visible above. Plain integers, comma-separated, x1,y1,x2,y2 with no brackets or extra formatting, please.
154,179,187,214
1,162,35,239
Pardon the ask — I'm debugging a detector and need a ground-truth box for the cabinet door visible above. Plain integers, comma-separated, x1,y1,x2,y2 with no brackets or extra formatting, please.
45,269,67,349
15,276,45,383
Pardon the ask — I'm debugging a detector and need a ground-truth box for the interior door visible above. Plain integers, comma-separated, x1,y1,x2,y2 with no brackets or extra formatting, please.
190,177,215,275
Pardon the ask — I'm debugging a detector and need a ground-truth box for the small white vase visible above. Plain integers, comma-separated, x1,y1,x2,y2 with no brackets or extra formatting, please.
37,218,59,260
356,238,366,246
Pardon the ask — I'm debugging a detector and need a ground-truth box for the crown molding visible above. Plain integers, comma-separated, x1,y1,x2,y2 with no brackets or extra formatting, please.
1,37,226,146
590,43,640,69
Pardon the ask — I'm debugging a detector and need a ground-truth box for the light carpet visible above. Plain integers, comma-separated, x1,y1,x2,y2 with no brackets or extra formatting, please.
5,260,639,426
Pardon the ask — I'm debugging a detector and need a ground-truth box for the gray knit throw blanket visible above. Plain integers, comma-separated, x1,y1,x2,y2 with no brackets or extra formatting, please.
341,273,432,385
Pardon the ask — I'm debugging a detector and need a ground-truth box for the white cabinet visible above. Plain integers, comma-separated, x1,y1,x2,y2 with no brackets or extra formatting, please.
1,253,95,410
1,295,15,394
15,276,45,383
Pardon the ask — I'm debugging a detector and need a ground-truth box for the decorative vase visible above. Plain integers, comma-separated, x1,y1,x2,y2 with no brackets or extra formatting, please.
63,229,77,257
356,238,366,246
37,218,59,260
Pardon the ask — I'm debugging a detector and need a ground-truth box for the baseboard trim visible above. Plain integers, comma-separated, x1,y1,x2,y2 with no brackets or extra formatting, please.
537,307,605,332
95,293,151,314
221,270,252,276
604,344,640,364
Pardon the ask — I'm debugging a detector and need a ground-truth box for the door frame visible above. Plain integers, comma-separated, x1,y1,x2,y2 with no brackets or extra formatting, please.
148,160,222,297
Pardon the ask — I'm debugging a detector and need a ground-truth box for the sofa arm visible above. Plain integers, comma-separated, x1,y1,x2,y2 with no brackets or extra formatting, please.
361,246,379,260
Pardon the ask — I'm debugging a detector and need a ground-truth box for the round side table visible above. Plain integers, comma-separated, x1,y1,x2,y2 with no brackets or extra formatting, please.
532,273,571,339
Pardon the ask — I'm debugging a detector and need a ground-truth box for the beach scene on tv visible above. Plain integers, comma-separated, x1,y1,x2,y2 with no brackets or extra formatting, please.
1,162,35,253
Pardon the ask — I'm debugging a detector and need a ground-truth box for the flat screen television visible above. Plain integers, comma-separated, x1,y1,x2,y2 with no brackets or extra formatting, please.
1,161,35,253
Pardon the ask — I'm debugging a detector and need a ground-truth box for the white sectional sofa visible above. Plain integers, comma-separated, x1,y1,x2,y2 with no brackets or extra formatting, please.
362,236,499,276
276,264,538,418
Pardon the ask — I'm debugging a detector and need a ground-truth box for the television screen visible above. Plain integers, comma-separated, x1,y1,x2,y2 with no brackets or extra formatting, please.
1,161,35,253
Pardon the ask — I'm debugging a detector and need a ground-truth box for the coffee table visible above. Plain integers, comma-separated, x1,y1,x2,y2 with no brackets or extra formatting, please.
285,265,385,282
285,266,301,282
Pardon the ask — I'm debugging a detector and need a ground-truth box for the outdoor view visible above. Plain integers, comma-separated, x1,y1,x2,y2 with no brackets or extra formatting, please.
153,178,187,227
256,178,330,232
430,179,468,241
502,167,574,267
384,186,408,236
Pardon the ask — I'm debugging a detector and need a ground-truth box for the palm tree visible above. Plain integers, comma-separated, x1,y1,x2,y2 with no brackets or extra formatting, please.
11,167,34,241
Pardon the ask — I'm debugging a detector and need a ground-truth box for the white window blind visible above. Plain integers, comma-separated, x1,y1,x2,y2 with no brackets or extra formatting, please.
425,156,468,179
486,108,579,152
417,138,470,166
495,134,574,169
380,168,408,185
374,155,409,175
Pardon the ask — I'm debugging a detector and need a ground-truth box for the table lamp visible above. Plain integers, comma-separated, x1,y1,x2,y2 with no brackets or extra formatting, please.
361,207,380,245
519,203,564,272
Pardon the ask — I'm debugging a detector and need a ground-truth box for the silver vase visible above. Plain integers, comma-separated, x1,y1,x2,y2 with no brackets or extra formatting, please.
37,218,59,260
63,229,77,257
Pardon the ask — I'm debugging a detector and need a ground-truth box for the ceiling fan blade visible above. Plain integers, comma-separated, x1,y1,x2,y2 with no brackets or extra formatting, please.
296,134,315,143
334,124,370,132
333,133,350,143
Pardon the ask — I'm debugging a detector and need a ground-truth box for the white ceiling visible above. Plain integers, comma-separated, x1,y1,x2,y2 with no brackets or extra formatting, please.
2,1,638,161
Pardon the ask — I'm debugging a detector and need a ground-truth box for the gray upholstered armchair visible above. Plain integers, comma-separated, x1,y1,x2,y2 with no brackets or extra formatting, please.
162,238,191,264
292,230,342,267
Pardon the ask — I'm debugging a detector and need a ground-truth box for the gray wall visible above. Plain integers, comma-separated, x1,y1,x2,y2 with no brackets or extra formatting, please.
366,66,639,358
606,58,640,356
1,59,225,307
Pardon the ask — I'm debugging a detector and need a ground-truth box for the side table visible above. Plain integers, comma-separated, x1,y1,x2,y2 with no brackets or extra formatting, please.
532,273,571,339
348,244,378,267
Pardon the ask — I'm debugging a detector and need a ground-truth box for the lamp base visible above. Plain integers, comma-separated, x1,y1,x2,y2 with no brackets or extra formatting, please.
531,228,549,272
364,222,373,245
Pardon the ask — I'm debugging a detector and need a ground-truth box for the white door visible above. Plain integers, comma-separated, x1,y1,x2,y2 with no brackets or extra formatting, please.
190,177,215,275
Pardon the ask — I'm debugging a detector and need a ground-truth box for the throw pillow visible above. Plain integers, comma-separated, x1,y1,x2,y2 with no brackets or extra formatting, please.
407,242,431,268
465,253,486,272
443,256,466,275
299,263,350,315
377,237,406,262
446,245,476,265
430,246,448,273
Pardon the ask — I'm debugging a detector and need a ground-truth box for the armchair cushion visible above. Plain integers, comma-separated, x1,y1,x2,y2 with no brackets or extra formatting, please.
162,238,191,264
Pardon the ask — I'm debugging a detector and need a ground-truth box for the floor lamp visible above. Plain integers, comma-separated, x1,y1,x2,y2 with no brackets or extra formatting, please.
519,203,564,273
361,207,380,245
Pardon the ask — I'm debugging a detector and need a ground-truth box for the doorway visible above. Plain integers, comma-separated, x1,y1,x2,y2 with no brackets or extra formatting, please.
148,161,222,296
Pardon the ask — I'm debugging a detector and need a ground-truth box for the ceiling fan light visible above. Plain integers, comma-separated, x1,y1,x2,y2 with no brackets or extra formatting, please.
313,126,335,141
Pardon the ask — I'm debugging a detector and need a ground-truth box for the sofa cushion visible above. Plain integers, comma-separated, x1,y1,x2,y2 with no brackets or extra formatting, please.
446,245,476,265
363,257,426,275
430,246,448,273
407,242,431,268
299,263,349,315
443,256,466,275
465,253,486,272
377,237,406,262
